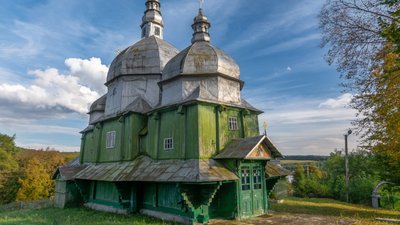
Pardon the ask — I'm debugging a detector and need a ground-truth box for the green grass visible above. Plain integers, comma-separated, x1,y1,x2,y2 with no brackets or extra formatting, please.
1,198,399,225
271,197,400,224
0,207,176,225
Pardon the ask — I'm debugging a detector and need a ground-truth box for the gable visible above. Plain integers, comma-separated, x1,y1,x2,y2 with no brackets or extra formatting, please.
214,135,282,160
246,143,271,159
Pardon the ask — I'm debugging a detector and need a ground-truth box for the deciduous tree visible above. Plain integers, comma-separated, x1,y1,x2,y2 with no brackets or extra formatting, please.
319,0,400,183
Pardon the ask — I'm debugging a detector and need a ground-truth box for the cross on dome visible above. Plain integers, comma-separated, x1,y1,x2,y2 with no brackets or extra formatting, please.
198,0,204,9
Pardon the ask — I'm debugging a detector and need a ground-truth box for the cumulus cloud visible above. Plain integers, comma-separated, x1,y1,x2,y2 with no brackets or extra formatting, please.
0,57,108,115
249,93,358,155
65,57,108,93
319,93,353,109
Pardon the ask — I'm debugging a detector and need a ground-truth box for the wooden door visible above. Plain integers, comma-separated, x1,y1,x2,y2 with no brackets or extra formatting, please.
240,166,252,217
251,165,264,215
239,163,265,218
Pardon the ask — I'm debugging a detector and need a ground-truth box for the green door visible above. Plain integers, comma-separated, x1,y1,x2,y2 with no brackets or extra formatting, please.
252,165,264,215
239,163,265,218
240,166,252,217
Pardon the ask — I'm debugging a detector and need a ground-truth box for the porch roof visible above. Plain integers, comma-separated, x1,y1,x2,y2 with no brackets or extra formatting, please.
266,162,292,178
214,135,283,160
74,155,239,182
52,158,86,180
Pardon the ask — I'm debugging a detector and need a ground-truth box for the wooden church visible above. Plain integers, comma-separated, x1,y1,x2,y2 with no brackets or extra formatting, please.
53,0,284,224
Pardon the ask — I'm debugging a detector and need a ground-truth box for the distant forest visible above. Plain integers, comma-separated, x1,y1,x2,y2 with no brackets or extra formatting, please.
0,133,79,204
283,155,328,161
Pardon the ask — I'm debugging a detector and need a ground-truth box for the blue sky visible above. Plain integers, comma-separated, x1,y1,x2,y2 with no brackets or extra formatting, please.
0,0,357,155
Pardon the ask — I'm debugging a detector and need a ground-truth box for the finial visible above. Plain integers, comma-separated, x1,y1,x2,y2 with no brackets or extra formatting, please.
141,0,164,39
198,0,204,10
263,121,267,136
191,2,211,44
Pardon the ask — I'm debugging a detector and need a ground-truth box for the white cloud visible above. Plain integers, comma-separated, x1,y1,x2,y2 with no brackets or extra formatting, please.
245,93,358,155
0,20,45,59
65,57,108,93
18,143,80,152
319,93,353,109
287,66,292,71
0,57,108,115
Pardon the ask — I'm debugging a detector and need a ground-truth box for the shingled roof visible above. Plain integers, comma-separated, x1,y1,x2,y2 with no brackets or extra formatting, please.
214,135,283,160
266,162,292,178
52,157,87,181
74,155,238,183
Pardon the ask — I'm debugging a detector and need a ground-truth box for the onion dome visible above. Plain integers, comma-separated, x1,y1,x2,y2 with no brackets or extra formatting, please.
106,0,178,84
106,36,179,83
162,9,240,81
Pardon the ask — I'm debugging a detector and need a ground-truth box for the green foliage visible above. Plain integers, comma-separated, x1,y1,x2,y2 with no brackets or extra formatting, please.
0,173,20,204
16,157,53,201
0,133,76,204
380,0,400,53
292,163,329,198
320,0,400,184
0,134,20,204
270,179,291,200
292,150,381,204
0,134,19,172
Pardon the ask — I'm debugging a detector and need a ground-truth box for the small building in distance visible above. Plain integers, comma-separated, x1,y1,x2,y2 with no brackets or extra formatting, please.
53,0,284,224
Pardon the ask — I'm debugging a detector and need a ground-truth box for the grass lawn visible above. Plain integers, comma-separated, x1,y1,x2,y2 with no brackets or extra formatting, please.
0,207,176,225
0,198,398,225
270,197,400,224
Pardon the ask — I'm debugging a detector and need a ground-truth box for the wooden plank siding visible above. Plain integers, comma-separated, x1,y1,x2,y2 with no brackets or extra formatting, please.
80,101,261,163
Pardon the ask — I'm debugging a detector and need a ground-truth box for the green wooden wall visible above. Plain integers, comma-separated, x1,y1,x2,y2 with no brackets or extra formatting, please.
80,101,261,162
141,182,192,218
80,113,146,163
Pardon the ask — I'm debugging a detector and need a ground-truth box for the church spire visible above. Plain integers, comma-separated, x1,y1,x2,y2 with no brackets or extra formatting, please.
141,0,164,39
191,1,211,44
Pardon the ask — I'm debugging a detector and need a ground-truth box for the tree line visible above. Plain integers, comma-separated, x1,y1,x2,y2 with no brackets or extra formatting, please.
0,133,77,204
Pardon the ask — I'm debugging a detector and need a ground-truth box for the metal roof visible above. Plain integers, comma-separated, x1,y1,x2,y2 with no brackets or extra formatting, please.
74,155,238,183
107,36,179,83
266,162,292,178
89,94,106,113
214,135,283,160
162,41,240,81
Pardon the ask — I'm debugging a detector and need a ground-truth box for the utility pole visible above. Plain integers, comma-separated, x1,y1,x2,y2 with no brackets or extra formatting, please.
344,129,352,203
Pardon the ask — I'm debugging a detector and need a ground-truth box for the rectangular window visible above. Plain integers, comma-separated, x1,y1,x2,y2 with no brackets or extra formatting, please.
155,27,160,36
164,138,173,150
228,117,238,130
241,167,251,191
106,131,116,149
253,167,262,189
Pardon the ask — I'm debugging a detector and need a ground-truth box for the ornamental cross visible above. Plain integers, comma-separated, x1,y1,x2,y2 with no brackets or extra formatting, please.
198,0,204,9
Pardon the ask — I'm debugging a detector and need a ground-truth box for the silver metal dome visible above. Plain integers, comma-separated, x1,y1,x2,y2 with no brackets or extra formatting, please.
106,36,179,83
162,41,240,81
89,94,106,113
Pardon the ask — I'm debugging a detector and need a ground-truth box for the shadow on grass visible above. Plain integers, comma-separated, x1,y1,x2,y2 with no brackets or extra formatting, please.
271,197,400,220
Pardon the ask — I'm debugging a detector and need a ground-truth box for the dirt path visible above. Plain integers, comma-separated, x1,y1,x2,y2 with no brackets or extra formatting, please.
209,212,355,225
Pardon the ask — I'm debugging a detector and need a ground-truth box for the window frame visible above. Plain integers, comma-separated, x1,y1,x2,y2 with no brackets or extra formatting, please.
241,167,251,191
164,138,173,150
228,117,238,131
253,166,262,189
106,131,116,149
